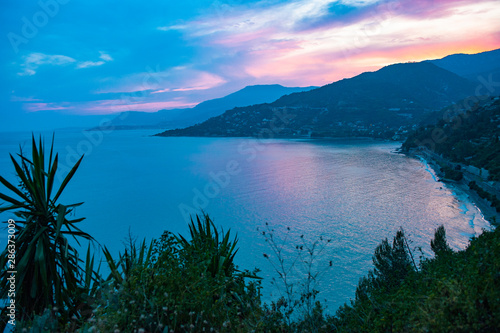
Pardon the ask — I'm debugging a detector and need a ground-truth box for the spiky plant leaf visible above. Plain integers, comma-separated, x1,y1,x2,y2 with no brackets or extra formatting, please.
0,134,97,325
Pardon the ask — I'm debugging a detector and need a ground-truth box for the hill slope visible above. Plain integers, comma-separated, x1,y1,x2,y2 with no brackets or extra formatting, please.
402,96,500,180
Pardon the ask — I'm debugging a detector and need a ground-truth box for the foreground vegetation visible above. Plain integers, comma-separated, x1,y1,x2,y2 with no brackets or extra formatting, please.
1,137,499,332
331,227,500,332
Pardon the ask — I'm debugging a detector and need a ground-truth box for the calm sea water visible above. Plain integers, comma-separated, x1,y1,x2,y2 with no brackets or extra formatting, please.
0,129,491,312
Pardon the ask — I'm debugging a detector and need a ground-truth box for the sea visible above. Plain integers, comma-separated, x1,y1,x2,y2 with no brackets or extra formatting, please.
0,128,492,313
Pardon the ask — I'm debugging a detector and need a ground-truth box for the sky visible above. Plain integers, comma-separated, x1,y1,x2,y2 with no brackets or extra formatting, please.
1,0,500,131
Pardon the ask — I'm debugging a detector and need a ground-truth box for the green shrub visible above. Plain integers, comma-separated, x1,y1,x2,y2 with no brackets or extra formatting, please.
93,214,262,332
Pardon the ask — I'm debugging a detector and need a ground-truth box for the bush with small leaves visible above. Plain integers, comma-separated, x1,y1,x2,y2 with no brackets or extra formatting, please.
93,214,262,332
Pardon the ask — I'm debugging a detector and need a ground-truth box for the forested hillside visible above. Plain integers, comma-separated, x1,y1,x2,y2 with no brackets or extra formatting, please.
402,96,500,180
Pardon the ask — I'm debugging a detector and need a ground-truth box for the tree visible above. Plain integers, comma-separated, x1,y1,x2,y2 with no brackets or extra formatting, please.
430,225,452,258
371,229,416,291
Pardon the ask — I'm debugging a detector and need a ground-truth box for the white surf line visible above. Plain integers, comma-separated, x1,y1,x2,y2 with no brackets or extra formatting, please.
418,156,439,182
417,154,492,233
449,183,493,232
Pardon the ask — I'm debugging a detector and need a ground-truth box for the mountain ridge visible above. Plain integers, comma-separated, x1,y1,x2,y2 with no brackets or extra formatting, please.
429,48,500,82
156,61,477,139
95,84,317,130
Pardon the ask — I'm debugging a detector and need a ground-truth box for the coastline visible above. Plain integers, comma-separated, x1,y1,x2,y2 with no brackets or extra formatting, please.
409,151,499,227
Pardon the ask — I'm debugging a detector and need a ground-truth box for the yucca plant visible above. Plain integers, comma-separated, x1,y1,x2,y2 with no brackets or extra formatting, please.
176,213,239,278
102,236,154,287
0,135,96,326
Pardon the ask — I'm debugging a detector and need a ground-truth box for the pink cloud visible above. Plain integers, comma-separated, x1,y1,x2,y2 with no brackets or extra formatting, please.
95,69,226,95
171,72,227,92
151,88,171,94
22,98,199,115
243,27,500,87
176,0,500,87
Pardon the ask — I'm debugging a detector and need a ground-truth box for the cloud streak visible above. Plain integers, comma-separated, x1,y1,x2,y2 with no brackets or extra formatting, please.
24,102,73,112
96,67,227,95
18,53,76,76
22,97,198,115
18,51,114,75
77,61,105,69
